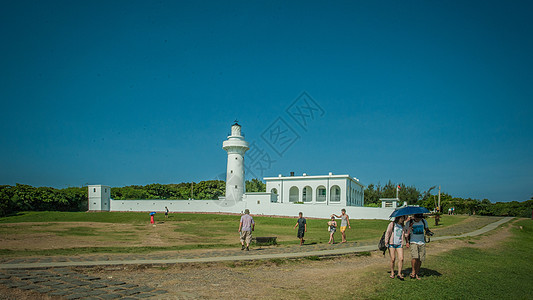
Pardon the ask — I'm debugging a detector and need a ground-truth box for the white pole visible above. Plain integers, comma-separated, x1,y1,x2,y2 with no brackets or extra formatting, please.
438,185,441,210
396,184,399,200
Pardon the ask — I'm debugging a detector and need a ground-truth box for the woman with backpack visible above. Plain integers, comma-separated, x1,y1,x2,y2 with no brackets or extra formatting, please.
385,215,407,279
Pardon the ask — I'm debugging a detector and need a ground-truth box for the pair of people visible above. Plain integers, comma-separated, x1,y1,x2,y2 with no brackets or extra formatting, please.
328,209,351,244
293,209,351,246
385,214,431,280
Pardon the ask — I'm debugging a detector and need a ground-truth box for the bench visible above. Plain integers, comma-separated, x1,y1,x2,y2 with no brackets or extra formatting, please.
252,236,277,246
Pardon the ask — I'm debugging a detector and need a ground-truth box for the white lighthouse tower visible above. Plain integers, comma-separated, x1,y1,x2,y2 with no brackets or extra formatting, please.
222,121,249,202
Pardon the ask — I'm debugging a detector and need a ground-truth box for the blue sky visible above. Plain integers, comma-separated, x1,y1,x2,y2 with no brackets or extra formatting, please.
1,1,532,202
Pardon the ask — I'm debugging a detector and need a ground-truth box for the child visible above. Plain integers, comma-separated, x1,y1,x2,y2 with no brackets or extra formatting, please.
293,212,307,245
328,216,337,244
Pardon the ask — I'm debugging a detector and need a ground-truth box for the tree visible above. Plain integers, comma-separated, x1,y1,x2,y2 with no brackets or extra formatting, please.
246,179,266,193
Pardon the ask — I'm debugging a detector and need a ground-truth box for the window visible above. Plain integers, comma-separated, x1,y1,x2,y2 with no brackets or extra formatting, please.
302,186,312,202
289,186,299,202
316,186,326,202
235,185,238,189
330,185,341,202
270,188,278,203
93,188,96,192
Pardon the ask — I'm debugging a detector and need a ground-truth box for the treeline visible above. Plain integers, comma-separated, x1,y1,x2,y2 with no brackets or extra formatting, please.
364,180,533,218
0,179,267,217
0,184,87,217
112,178,265,200
112,181,225,200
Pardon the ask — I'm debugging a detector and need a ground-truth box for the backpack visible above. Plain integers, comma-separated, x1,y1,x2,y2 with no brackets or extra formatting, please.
378,231,388,255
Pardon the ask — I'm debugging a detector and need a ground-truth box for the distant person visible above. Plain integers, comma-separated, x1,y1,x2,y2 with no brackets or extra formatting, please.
328,216,337,244
406,214,431,280
238,209,255,251
385,216,407,279
165,206,169,218
448,208,452,215
293,212,307,245
333,209,351,243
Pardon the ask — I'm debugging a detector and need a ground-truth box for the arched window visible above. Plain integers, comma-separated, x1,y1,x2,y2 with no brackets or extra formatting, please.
302,186,312,202
316,186,326,202
330,185,341,202
271,188,278,194
289,186,299,202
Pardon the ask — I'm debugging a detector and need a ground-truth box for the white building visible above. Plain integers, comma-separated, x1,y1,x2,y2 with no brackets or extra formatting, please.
88,122,395,219
265,173,364,206
88,185,111,211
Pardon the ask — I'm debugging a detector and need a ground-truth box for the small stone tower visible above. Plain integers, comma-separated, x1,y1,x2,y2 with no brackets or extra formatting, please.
88,185,111,211
222,121,249,202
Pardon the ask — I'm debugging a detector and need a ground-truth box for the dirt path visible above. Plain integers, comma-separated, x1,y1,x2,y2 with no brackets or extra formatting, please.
79,219,515,299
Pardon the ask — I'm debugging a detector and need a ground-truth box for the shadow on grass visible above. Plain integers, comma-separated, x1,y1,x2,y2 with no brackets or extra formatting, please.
404,267,443,278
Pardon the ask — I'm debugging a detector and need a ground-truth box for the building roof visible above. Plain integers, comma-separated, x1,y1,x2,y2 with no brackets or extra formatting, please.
263,174,364,187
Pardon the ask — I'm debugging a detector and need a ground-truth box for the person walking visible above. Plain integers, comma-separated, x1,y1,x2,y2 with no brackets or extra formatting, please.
385,216,407,279
294,212,307,245
328,216,337,244
334,209,351,243
238,209,255,251
165,206,169,218
406,213,431,280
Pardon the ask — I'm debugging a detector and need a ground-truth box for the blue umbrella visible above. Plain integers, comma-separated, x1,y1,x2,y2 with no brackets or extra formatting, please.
150,212,156,216
389,206,430,218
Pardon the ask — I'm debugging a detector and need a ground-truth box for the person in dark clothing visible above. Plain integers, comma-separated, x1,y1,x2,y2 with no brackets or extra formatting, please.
294,212,307,245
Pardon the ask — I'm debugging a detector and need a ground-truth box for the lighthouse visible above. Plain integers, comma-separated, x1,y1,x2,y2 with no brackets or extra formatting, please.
222,121,250,202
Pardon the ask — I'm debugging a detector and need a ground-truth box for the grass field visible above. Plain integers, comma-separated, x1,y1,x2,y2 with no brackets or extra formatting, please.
0,211,496,257
347,219,533,299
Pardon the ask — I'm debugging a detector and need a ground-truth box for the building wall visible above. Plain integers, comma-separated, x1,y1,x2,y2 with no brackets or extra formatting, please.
109,198,245,214
265,175,364,206
103,194,393,220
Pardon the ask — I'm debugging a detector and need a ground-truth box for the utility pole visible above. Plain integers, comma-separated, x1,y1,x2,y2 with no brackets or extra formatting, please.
438,185,441,211
191,182,194,199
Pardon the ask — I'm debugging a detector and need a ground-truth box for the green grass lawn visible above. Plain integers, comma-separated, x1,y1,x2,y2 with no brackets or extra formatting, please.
0,211,487,256
348,219,533,299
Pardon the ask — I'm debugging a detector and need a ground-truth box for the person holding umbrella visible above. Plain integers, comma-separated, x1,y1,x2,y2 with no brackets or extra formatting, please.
406,213,432,280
